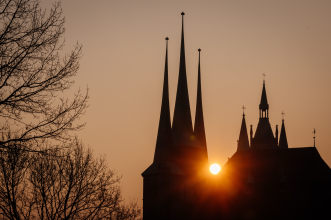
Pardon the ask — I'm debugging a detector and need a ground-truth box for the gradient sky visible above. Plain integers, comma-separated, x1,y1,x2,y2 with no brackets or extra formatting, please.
44,0,331,204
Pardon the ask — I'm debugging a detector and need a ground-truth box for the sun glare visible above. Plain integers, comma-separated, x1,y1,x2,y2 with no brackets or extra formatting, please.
209,163,221,175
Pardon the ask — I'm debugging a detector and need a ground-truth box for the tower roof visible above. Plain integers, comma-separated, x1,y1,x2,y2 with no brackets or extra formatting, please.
237,111,250,152
252,80,277,149
279,119,288,149
153,37,172,163
259,80,269,110
194,48,208,160
172,12,193,146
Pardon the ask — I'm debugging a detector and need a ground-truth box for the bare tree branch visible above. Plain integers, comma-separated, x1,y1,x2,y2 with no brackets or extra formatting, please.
0,0,88,151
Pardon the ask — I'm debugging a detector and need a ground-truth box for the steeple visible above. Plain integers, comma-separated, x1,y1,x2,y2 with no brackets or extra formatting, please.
259,80,269,118
237,107,250,152
153,37,172,163
279,119,288,149
194,48,208,160
172,12,193,146
251,79,277,149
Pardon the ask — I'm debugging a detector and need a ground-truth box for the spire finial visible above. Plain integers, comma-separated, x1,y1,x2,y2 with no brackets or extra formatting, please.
262,73,266,83
242,105,246,116
313,128,316,147
165,37,169,57
281,111,285,121
181,11,185,16
198,48,201,65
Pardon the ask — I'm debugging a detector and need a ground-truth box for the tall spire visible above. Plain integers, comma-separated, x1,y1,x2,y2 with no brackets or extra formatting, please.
237,107,250,151
153,37,172,163
279,119,288,149
194,48,208,160
259,80,269,118
172,12,193,146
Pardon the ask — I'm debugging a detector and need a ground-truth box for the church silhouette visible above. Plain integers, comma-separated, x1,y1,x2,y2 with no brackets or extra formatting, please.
142,13,331,220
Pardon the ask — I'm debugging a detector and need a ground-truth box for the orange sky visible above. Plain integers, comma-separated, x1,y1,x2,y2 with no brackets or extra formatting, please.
45,0,331,204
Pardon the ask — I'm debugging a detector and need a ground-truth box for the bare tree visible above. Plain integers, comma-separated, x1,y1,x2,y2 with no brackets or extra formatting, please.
0,139,34,219
0,139,140,220
29,140,140,220
0,1,139,219
0,0,88,151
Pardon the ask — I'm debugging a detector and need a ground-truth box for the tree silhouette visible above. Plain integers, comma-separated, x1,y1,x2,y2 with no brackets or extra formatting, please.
0,1,140,219
0,139,140,219
0,0,88,151
29,140,140,219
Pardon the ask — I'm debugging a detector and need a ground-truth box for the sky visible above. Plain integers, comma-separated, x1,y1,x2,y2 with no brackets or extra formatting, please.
44,0,331,204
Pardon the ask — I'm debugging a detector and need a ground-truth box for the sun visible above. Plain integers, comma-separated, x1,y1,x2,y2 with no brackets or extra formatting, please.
209,163,221,175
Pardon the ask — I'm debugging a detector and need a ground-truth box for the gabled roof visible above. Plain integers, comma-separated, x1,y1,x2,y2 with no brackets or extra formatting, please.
227,147,331,181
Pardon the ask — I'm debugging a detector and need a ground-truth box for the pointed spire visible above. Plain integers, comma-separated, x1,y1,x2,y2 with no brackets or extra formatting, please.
237,107,250,151
275,125,279,146
194,48,208,160
259,80,269,112
252,79,277,149
153,37,172,163
172,12,193,145
279,119,288,149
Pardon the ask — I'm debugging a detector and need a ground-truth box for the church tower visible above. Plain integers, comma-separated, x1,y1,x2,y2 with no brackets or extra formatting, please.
251,80,278,149
142,13,209,220
141,38,173,220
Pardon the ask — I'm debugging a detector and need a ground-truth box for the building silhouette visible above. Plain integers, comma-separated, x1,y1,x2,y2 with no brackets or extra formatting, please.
142,13,331,220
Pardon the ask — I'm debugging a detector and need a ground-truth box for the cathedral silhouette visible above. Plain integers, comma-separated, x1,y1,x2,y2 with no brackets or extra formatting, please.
142,13,331,220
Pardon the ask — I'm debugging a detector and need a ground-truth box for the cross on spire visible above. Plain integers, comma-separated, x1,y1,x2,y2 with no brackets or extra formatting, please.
281,111,285,120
